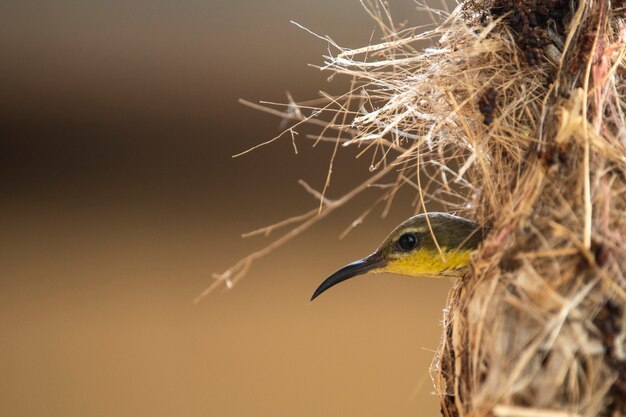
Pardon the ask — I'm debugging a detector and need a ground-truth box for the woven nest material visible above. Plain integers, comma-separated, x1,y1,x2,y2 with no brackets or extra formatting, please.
204,0,626,415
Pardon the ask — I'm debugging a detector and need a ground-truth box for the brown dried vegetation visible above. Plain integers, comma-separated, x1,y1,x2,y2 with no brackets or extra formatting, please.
202,0,626,415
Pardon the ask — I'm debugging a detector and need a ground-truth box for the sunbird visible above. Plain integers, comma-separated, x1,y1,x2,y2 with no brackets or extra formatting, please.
311,212,487,301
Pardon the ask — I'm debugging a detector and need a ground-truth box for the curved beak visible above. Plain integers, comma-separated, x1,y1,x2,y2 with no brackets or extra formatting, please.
310,252,386,301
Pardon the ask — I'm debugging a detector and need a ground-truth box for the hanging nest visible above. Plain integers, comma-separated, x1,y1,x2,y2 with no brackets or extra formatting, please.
203,0,626,415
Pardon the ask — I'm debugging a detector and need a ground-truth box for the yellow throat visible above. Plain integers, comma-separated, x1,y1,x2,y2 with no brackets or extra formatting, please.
381,248,472,278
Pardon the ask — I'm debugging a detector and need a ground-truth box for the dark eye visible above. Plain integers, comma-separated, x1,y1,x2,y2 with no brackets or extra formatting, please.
397,233,418,251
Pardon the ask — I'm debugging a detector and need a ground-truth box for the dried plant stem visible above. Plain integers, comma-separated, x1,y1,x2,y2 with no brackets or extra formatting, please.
195,157,401,303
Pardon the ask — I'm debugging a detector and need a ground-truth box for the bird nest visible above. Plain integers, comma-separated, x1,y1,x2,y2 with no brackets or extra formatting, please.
202,0,626,415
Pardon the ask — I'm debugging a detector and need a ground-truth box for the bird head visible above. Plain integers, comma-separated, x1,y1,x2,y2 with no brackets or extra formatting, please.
310,213,486,301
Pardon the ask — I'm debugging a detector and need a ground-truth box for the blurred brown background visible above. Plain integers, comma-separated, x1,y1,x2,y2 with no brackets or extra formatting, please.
1,1,450,416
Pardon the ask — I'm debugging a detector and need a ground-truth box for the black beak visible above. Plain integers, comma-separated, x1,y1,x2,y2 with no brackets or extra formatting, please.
310,253,386,301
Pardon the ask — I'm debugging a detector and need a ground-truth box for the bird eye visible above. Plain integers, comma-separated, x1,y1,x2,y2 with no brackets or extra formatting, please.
397,233,418,251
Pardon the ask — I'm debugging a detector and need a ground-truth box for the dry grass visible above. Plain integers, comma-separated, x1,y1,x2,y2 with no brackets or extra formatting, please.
199,0,626,415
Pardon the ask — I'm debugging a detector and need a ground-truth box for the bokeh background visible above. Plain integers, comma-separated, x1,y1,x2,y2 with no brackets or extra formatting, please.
1,1,451,416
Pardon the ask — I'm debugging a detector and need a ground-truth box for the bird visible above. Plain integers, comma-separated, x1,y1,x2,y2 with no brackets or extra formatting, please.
311,212,487,301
